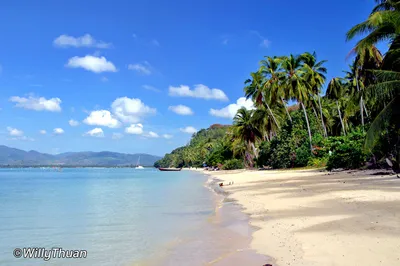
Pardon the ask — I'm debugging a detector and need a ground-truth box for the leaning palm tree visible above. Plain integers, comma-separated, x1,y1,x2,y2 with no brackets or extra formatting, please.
244,71,281,129
278,54,314,152
232,107,263,166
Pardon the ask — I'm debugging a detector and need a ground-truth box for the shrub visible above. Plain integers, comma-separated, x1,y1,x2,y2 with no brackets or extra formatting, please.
294,143,312,167
307,157,328,168
326,130,367,170
222,159,244,170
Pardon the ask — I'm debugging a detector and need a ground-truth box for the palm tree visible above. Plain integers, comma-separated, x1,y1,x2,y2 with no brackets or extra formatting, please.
232,107,263,166
279,54,315,152
260,56,292,123
364,69,400,169
326,77,347,135
346,0,400,58
244,71,280,129
302,52,328,137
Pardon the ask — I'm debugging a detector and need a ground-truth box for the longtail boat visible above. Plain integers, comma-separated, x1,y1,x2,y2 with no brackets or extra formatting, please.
158,167,182,172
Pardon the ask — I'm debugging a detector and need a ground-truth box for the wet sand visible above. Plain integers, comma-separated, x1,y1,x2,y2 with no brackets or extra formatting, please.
202,168,400,266
136,172,272,266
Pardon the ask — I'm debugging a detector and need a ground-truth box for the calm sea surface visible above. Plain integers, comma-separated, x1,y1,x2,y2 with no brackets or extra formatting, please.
0,168,216,265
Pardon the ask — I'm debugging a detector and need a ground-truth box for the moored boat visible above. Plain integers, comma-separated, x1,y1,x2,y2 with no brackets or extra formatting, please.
158,167,182,171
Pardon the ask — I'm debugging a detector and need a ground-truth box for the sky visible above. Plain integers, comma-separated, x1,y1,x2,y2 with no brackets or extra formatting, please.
0,0,378,156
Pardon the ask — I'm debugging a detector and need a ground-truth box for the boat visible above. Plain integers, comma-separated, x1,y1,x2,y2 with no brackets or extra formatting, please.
158,167,182,172
135,156,144,169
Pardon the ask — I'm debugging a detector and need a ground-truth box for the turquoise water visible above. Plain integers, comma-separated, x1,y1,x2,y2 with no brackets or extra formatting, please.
0,168,215,265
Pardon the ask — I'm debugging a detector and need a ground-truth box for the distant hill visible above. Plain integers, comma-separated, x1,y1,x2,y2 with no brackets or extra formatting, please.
0,145,161,166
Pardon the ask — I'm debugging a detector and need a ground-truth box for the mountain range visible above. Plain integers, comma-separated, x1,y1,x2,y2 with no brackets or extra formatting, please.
0,145,161,166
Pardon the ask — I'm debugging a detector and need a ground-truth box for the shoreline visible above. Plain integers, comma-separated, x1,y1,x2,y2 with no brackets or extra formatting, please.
194,168,400,266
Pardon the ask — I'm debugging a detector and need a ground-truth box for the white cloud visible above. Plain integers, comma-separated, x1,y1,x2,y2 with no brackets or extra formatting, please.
112,133,123,140
66,55,117,73
69,119,79,127
168,105,194,115
125,123,144,135
180,126,197,134
163,134,173,139
142,85,161,92
101,76,109,82
53,128,64,135
145,131,159,138
111,97,156,124
53,34,112,49
128,62,151,75
84,128,104,138
169,84,228,101
7,127,23,137
209,97,255,119
9,96,61,112
39,130,47,135
7,127,34,141
83,110,121,128
250,30,271,48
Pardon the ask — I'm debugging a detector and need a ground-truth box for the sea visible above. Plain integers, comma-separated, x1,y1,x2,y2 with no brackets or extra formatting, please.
0,168,270,266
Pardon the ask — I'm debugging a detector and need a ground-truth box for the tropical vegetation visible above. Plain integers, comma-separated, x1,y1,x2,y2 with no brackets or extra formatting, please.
155,0,399,171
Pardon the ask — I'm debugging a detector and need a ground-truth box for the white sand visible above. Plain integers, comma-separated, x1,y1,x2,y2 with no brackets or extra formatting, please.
200,169,400,266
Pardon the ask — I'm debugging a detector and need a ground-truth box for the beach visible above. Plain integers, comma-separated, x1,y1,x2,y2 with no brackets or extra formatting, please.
197,168,400,266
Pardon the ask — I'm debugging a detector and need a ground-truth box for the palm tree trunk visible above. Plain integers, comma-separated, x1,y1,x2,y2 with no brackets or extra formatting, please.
337,100,346,136
363,100,369,117
356,73,365,130
312,106,318,121
318,96,328,137
281,97,292,122
265,103,280,129
360,96,365,130
251,142,258,158
301,102,313,153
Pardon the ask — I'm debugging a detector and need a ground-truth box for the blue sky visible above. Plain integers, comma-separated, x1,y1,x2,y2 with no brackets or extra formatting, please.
0,0,377,156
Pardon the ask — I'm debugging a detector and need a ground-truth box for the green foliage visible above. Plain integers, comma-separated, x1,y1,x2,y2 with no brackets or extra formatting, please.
256,110,319,168
307,157,328,168
154,125,234,168
222,159,244,170
326,130,367,170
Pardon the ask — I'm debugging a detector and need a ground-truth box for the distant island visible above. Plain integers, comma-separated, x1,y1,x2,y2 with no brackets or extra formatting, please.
0,145,161,167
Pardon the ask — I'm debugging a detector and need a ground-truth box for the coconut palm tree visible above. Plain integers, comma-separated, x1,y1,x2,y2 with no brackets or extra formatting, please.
232,107,263,166
244,71,280,129
326,77,347,135
346,0,400,57
301,52,328,137
279,54,315,152
260,56,292,123
364,69,400,148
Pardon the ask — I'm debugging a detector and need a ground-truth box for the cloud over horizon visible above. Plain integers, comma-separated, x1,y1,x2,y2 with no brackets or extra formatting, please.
180,126,197,134
111,97,156,124
84,128,104,137
168,105,194,115
169,84,228,101
125,123,144,135
9,95,62,112
209,97,255,119
66,55,117,73
83,110,121,128
53,34,112,49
